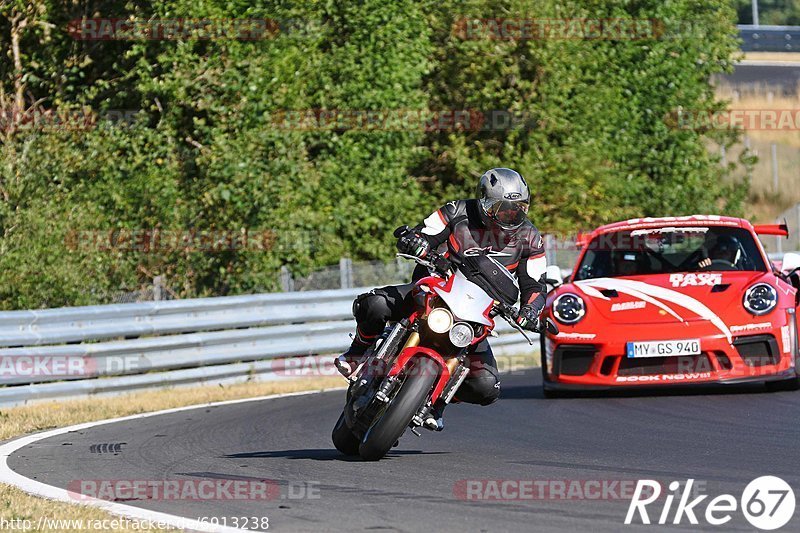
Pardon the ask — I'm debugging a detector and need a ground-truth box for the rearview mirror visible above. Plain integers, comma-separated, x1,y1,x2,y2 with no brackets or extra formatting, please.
393,225,411,238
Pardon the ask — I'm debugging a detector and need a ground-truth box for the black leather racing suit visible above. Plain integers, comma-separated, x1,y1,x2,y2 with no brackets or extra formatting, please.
352,199,548,405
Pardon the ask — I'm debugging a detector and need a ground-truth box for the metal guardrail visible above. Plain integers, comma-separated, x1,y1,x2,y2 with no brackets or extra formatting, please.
738,25,800,52
0,287,536,406
6,250,791,407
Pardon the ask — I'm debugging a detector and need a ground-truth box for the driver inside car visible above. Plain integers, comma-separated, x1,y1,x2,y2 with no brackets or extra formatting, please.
334,168,548,430
612,251,646,277
697,234,742,270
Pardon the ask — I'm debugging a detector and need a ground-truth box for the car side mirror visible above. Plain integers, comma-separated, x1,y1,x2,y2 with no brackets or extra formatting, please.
781,252,800,276
544,265,563,288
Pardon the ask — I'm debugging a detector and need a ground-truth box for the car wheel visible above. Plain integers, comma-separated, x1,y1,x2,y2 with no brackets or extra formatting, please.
767,335,800,392
540,333,562,398
540,332,568,398
765,375,800,392
542,386,564,399
766,348,800,392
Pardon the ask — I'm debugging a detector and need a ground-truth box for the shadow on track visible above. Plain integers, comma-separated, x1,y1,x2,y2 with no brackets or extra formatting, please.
500,380,773,401
223,448,448,461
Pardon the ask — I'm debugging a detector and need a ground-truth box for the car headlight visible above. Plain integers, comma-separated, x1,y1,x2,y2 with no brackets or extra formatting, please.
428,307,454,333
743,283,777,316
553,293,586,324
449,322,474,347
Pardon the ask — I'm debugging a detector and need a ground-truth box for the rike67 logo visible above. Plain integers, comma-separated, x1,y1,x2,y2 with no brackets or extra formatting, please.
625,477,795,530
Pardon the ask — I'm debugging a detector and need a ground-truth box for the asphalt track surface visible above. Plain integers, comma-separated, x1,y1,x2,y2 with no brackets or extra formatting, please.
7,370,800,532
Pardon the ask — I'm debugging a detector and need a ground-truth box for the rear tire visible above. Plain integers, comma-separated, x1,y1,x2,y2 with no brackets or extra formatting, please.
331,412,360,456
359,357,439,461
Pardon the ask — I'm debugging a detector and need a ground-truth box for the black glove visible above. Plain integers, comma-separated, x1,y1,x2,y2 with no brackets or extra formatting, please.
514,304,541,332
397,231,431,259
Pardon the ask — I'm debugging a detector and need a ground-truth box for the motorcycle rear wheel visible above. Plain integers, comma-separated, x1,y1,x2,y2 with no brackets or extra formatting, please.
358,356,439,461
331,411,360,456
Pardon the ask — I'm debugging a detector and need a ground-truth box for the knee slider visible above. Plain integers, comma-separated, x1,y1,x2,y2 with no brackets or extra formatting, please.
472,374,501,405
352,292,391,324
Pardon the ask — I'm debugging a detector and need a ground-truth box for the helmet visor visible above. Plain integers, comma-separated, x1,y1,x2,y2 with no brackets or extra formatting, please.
482,198,529,228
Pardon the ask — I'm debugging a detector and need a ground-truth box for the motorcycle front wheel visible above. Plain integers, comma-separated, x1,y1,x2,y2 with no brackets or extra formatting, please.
331,411,360,456
358,356,439,461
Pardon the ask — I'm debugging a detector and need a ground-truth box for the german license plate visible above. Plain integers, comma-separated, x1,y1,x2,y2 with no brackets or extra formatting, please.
626,339,701,358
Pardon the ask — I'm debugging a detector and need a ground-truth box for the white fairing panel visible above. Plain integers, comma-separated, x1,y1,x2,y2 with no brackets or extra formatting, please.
433,270,494,326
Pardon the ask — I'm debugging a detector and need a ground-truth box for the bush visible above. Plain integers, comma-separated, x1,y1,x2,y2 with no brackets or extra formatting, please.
0,0,747,309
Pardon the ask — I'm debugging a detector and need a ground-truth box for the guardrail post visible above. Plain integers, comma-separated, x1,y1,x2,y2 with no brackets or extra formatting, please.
340,258,353,289
796,204,800,250
544,234,557,268
752,0,759,27
280,266,295,292
153,276,163,301
771,143,779,192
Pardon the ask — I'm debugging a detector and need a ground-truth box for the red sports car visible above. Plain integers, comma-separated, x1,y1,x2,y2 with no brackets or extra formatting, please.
541,215,800,396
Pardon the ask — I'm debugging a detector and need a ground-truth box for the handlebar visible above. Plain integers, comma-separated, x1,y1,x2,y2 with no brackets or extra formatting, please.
395,254,549,345
492,302,536,345
493,302,559,342
395,248,453,277
394,225,558,343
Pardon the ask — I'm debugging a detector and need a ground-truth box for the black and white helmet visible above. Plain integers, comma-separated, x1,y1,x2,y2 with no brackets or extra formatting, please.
476,167,530,230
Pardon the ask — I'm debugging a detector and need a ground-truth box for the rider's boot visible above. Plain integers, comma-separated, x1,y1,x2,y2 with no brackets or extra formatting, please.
334,329,377,378
423,400,446,432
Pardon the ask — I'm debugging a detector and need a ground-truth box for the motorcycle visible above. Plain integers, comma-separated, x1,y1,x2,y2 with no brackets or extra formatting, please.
331,226,559,461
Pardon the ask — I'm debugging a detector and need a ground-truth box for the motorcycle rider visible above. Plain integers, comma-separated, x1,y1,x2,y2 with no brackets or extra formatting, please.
335,168,548,428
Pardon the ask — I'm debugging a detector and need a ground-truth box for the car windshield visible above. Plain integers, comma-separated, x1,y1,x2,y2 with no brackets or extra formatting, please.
573,226,767,280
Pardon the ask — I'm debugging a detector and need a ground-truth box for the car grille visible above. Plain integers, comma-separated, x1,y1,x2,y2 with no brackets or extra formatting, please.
617,353,713,376
715,352,733,371
553,345,596,376
733,335,780,367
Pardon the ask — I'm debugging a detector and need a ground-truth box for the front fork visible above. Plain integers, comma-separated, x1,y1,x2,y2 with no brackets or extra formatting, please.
349,319,470,433
374,328,421,402
410,355,470,430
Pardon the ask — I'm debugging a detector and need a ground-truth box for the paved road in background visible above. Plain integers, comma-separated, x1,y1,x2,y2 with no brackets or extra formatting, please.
723,62,800,92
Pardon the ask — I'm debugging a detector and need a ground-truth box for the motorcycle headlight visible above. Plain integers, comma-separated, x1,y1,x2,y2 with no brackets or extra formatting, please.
449,322,474,347
743,283,777,316
553,293,586,324
428,307,454,333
